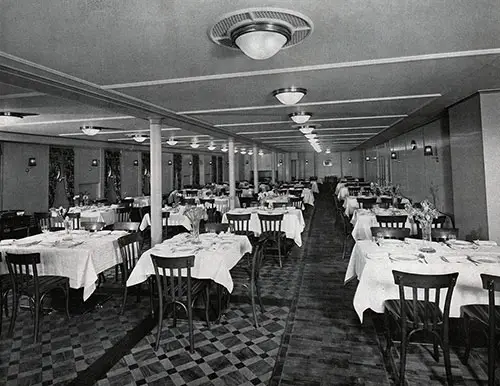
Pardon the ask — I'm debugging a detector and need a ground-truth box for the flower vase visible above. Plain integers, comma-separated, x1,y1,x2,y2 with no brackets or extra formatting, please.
419,221,435,253
63,218,73,240
191,220,201,244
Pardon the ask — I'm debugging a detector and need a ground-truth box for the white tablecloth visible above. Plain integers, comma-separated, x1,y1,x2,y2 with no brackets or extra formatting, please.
125,196,150,207
350,208,413,240
222,207,305,247
345,239,500,322
301,188,315,206
126,233,252,292
311,181,319,194
0,230,127,300
68,206,117,226
139,207,192,231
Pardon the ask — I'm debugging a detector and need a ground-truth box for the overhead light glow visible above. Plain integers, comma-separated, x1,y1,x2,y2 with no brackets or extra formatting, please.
304,133,317,139
166,137,178,146
273,87,307,105
190,142,200,149
299,125,314,134
231,23,291,60
207,142,216,151
133,134,147,143
221,145,228,152
240,148,247,154
80,126,101,136
290,112,312,124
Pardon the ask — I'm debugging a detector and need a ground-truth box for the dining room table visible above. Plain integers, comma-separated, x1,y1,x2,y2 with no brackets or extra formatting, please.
221,207,305,247
139,205,193,231
0,229,128,301
67,205,119,226
126,232,253,293
350,206,414,240
345,237,500,322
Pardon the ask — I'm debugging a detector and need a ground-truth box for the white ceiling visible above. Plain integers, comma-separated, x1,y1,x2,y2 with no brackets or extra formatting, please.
1,0,500,153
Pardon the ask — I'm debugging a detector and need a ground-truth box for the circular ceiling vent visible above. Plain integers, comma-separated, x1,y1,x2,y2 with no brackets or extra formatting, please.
209,8,314,51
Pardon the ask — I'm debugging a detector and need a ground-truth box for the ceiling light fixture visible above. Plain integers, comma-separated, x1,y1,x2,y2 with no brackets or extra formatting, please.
304,133,317,139
209,9,313,60
290,112,312,124
325,148,331,154
299,125,315,134
0,111,38,125
190,142,200,149
248,150,254,155
80,125,101,136
207,142,216,151
132,134,147,143
258,150,264,156
240,148,247,155
272,87,307,105
234,148,239,154
221,145,228,153
166,137,178,146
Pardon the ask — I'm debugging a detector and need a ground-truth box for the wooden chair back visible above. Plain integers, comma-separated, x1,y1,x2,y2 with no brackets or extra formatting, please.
376,215,407,228
116,232,143,280
431,228,459,241
5,252,40,293
115,207,131,222
357,197,377,209
113,222,140,232
370,227,410,240
226,213,251,234
258,213,283,235
81,221,106,232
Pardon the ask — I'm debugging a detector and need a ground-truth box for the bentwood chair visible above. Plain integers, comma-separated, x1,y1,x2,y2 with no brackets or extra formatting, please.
258,213,286,268
34,212,51,233
462,274,500,386
115,206,131,222
238,196,256,208
289,196,303,210
357,197,377,209
117,232,143,314
0,253,12,337
66,212,81,230
370,227,410,240
200,198,218,223
384,270,458,386
226,213,255,244
6,252,70,343
376,215,408,228
150,254,210,352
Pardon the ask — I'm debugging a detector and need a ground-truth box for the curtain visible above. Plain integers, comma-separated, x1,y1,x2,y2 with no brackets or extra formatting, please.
105,150,121,203
192,154,200,186
141,152,150,195
211,155,217,183
173,153,182,189
49,147,74,208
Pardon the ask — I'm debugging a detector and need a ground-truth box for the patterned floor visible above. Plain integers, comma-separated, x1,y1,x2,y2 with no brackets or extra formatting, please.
0,191,496,385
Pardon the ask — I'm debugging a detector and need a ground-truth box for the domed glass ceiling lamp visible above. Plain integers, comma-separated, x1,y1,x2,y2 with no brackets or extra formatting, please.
273,87,307,105
290,112,312,124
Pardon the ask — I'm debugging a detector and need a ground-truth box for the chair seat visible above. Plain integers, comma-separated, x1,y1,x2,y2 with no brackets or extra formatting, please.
462,304,500,330
261,230,286,239
385,299,444,326
16,275,68,296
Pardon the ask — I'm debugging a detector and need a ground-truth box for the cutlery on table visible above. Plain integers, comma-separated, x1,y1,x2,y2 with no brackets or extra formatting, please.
467,256,479,266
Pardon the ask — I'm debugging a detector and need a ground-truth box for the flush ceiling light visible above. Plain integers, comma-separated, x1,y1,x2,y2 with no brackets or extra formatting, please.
207,142,216,151
234,148,239,154
304,133,317,139
209,8,313,60
80,125,101,136
240,148,247,154
289,112,312,124
248,150,254,155
325,149,331,154
221,145,228,152
132,134,148,143
0,111,37,125
299,125,314,134
273,87,307,105
190,142,200,149
258,150,264,156
166,137,178,146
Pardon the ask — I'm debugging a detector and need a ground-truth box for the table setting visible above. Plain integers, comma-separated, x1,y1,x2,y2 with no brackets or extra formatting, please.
345,237,500,322
350,206,413,240
126,232,252,292
0,229,128,300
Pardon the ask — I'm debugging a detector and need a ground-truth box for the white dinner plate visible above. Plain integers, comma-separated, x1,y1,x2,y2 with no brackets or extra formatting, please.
379,239,404,245
447,239,472,246
389,254,420,261
440,255,468,263
469,255,500,264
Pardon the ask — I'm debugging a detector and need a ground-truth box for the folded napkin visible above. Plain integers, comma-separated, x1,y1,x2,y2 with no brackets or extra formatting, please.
0,239,15,245
474,240,498,246
366,252,389,260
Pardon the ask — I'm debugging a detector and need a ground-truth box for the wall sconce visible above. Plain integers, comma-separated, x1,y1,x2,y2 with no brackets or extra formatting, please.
133,160,139,166
91,159,99,167
391,152,398,160
410,140,417,150
26,157,37,173
348,157,352,163
189,161,192,165
305,159,309,165
424,145,433,156
373,156,377,160
365,156,370,161
168,160,173,166
209,161,213,165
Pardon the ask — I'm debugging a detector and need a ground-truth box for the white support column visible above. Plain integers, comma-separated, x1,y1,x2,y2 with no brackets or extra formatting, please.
228,138,236,209
149,119,163,247
271,151,276,184
253,145,258,191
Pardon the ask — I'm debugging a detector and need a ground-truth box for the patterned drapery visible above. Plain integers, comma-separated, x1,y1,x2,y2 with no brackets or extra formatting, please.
48,147,74,208
173,153,182,190
192,154,200,186
217,156,223,183
105,150,121,203
211,155,217,183
141,152,150,195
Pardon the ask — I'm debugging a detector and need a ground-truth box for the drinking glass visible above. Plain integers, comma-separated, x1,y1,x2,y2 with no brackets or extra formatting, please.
41,225,49,234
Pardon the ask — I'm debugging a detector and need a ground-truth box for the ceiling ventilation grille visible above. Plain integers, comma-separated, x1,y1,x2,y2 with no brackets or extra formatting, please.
209,8,313,50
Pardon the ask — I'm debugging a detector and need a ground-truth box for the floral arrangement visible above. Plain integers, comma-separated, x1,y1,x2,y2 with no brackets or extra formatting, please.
184,205,208,225
404,199,439,224
258,191,276,201
370,182,400,196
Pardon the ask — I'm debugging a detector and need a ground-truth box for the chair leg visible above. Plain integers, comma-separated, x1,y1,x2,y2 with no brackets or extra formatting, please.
154,290,163,351
399,329,408,386
33,297,40,343
8,291,19,337
255,278,265,313
64,282,70,320
250,278,259,328
204,284,210,328
384,310,393,354
433,334,440,363
442,335,453,386
121,286,128,315
462,313,472,364
277,238,282,268
187,282,194,354
0,291,3,336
